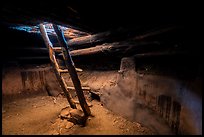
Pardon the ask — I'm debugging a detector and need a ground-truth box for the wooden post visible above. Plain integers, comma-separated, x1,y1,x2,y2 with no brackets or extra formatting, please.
39,24,76,109
53,24,91,116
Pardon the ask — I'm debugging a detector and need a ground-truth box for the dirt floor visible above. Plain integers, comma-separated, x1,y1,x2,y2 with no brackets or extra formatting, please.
2,92,155,135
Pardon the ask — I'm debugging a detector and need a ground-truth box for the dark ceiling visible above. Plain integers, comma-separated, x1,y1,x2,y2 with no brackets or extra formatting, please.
0,1,202,33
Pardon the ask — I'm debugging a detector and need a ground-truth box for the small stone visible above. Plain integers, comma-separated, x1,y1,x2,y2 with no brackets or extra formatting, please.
52,97,57,104
114,119,118,123
69,109,86,125
70,109,84,118
32,105,37,108
55,118,62,123
60,107,71,118
59,119,68,128
65,122,74,129
52,130,59,135
141,128,145,132
136,123,141,127
87,102,93,107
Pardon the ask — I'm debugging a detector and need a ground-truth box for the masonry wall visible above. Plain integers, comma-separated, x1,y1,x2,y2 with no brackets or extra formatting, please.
2,57,202,135
101,57,202,135
2,64,62,96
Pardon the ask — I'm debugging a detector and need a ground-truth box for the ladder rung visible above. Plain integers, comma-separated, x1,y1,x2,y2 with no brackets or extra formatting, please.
58,68,83,73
53,47,62,52
67,86,91,90
76,68,83,72
58,69,68,73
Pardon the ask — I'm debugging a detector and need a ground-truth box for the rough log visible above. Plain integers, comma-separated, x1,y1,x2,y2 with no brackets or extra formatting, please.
64,28,89,39
14,40,161,57
67,28,129,49
68,41,160,56
53,24,91,116
67,26,176,49
12,26,176,58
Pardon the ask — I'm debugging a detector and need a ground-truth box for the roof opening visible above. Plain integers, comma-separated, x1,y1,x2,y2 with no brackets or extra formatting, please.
10,23,90,39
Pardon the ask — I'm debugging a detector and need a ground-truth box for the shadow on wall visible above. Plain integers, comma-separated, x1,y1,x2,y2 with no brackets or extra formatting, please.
2,64,62,96
101,57,202,135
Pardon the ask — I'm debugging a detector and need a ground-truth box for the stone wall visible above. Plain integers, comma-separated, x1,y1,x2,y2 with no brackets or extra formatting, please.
2,64,62,96
2,58,202,135
101,57,202,135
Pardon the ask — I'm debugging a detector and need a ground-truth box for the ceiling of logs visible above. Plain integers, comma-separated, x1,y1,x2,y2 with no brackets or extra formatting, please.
0,1,201,63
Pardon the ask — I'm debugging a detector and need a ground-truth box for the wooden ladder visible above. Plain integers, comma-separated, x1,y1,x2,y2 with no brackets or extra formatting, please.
39,23,91,116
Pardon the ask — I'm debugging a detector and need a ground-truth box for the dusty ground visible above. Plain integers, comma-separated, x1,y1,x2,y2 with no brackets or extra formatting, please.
2,92,155,135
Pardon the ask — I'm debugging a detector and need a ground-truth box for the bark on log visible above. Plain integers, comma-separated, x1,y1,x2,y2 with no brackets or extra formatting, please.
13,26,176,58
67,26,176,49
68,41,160,56
64,28,89,39
67,28,128,49
15,40,161,57
53,24,91,116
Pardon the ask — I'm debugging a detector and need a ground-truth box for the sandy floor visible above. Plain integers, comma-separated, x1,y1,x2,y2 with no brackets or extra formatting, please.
2,92,155,135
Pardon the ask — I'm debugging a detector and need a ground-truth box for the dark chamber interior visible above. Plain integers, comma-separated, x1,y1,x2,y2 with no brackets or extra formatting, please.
1,1,202,135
